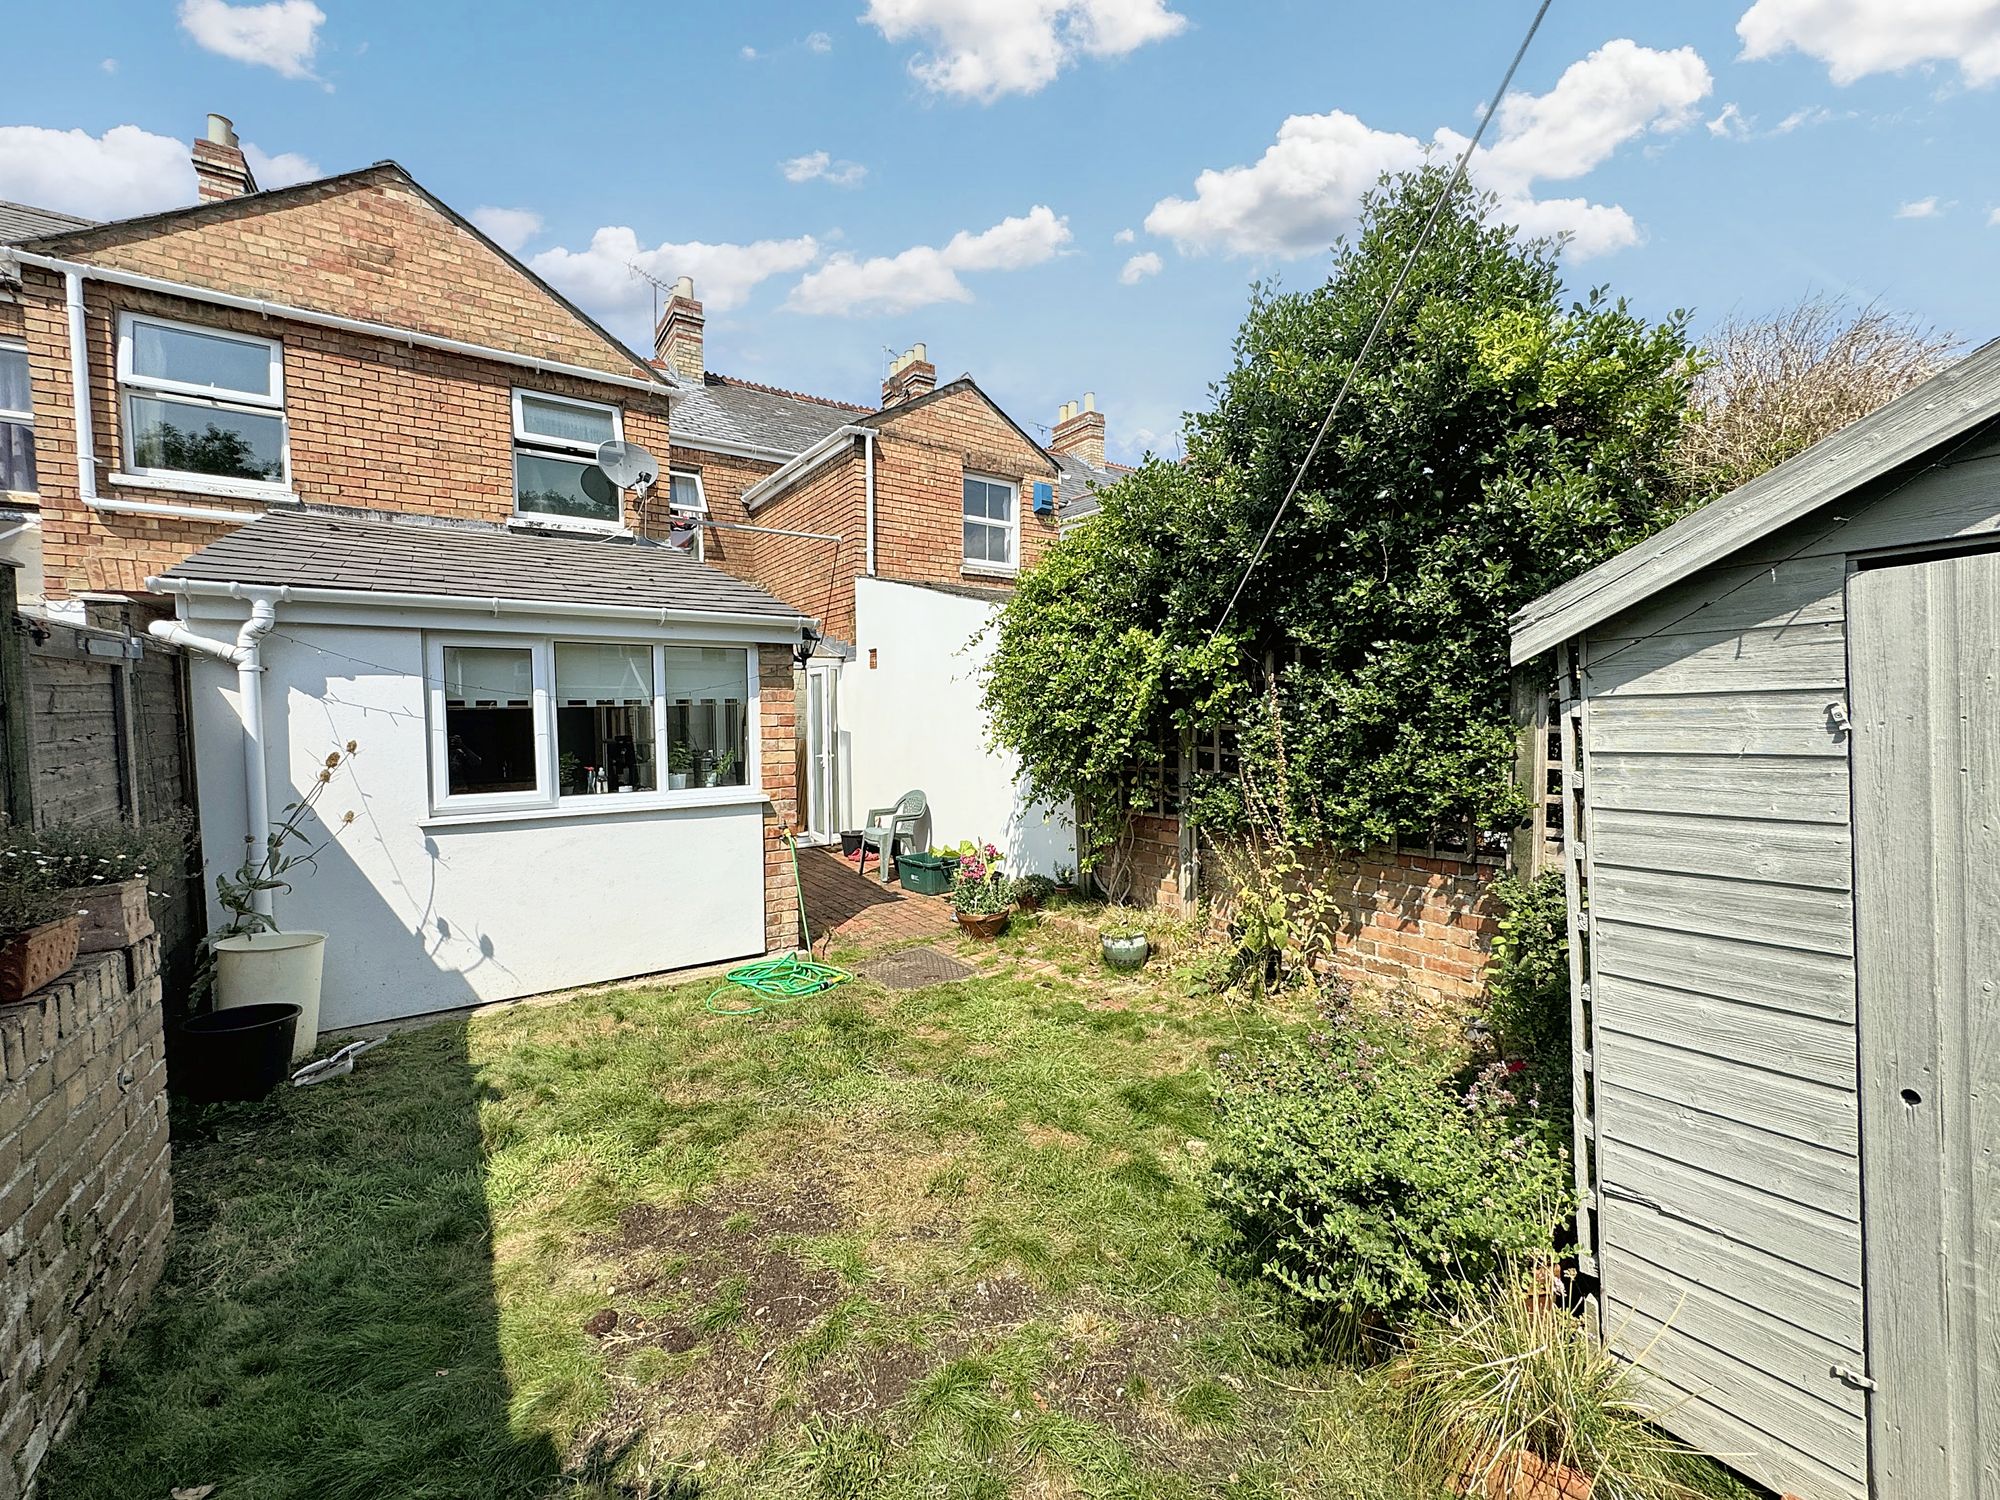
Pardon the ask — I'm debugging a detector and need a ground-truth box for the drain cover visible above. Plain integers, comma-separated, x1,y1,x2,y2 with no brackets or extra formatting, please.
854,946,976,990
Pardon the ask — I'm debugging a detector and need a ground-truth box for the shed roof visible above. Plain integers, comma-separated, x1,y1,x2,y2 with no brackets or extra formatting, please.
156,508,803,622
1510,335,2000,664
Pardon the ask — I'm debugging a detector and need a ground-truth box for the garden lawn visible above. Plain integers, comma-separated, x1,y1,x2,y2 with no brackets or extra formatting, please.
41,924,1435,1500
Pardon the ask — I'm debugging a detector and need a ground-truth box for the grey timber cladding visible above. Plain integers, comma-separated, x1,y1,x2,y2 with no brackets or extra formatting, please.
159,508,803,621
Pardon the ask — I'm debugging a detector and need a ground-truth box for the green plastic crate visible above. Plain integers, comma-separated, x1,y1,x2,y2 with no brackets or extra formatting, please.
896,852,953,896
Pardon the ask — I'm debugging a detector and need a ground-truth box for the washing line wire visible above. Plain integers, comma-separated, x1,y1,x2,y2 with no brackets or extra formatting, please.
1208,0,1555,645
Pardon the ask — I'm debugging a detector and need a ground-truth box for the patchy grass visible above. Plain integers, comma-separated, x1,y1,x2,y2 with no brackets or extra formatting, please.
44,925,1436,1500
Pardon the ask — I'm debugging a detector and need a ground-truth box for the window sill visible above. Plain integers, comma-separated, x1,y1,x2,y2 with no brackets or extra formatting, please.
509,513,627,538
422,786,768,829
107,471,299,505
960,562,1019,580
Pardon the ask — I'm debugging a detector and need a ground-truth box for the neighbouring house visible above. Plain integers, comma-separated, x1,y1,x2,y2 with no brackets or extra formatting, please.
655,282,1118,873
1509,336,2000,1500
0,114,823,1029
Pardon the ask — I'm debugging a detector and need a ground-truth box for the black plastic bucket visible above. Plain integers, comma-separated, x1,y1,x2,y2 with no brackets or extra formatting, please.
840,830,863,856
177,1003,301,1103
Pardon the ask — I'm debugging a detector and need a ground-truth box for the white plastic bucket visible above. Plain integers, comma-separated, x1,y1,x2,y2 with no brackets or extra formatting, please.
214,930,327,1063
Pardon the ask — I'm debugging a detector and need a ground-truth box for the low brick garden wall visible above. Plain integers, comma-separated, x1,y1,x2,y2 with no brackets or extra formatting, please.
0,935,172,1499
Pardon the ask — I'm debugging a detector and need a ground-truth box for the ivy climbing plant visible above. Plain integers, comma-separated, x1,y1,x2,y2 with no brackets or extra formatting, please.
984,166,1701,860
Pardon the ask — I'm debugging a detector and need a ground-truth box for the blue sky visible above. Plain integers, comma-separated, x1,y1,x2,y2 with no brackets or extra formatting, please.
5,1,1999,462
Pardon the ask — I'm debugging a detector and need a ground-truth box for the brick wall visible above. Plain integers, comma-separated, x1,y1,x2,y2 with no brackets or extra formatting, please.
0,935,172,1499
19,267,672,597
1120,812,1183,907
744,450,868,643
758,644,801,951
664,445,779,584
1301,845,1503,1004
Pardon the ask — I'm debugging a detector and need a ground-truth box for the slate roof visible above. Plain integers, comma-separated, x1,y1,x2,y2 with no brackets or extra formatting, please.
157,508,803,622
0,201,96,244
1052,452,1131,523
670,372,870,457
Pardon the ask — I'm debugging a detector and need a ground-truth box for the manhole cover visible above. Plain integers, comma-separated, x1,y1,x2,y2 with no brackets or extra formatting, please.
854,946,976,990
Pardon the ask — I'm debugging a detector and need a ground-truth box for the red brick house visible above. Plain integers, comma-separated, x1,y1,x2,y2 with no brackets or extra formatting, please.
0,116,811,1030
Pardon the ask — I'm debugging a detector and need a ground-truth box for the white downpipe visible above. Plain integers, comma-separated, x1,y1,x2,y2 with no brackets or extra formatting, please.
64,270,98,503
149,586,286,916
12,250,679,398
863,429,877,577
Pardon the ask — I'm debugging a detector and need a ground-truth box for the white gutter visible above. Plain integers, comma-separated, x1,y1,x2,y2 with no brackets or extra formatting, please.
9,250,680,399
862,428,877,577
741,424,869,512
148,585,285,917
64,271,98,502
673,434,796,464
148,575,808,634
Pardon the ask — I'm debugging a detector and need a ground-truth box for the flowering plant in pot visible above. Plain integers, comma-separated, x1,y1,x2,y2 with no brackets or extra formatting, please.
1013,873,1057,912
0,852,82,1004
949,842,1012,939
207,743,358,1064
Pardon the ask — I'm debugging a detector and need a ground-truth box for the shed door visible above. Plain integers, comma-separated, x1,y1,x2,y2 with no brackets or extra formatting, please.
1849,551,2000,1498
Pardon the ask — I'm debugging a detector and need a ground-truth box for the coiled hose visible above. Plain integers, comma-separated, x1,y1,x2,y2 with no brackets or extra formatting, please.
703,831,852,1015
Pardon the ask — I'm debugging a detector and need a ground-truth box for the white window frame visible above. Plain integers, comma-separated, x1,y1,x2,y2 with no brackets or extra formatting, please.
116,312,291,492
668,467,707,560
510,388,625,533
0,338,33,496
962,471,1020,575
425,632,759,818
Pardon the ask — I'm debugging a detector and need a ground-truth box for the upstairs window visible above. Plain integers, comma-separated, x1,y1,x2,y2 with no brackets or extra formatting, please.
118,314,287,488
513,390,623,528
0,341,32,494
667,468,706,559
962,473,1018,571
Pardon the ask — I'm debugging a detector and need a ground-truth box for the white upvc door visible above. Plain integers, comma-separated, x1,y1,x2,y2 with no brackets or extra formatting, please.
804,665,839,843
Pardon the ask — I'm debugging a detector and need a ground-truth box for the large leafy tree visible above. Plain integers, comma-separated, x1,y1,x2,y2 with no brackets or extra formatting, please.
985,166,1700,856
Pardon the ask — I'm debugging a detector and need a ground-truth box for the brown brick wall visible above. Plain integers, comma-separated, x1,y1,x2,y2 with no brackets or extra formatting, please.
45,171,644,379
0,936,172,1498
758,643,801,951
744,450,867,643
1122,812,1184,907
1305,846,1503,1003
664,445,779,584
18,267,671,596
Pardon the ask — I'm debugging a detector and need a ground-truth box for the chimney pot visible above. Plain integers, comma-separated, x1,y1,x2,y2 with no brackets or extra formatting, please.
881,343,937,408
655,277,705,382
192,112,258,203
1050,390,1108,468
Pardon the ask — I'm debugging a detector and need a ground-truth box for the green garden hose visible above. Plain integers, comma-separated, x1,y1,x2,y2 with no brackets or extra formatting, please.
702,831,852,1015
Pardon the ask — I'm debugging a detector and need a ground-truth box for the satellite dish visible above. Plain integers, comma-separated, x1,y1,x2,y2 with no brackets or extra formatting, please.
595,440,659,490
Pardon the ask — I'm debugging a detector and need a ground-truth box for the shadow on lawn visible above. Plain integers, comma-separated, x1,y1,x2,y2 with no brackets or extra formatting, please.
36,1016,645,1500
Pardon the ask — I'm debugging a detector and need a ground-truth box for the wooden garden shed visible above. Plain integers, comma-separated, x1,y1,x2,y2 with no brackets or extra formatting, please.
1510,338,2000,1500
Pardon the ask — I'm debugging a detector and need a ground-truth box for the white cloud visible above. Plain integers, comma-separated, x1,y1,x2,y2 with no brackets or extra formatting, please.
1112,226,1134,243
531,227,821,337
806,30,833,52
1990,205,2000,226
1738,0,2000,86
1118,250,1163,284
178,0,326,81
861,0,1186,101
740,44,760,60
781,150,868,187
1707,102,1752,137
100,58,118,74
1895,195,1944,218
785,204,1070,316
0,123,195,219
1146,39,1710,261
470,205,546,253
243,142,320,188
1775,103,1846,131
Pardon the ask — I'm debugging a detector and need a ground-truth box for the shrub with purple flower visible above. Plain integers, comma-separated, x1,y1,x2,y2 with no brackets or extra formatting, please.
948,839,1011,916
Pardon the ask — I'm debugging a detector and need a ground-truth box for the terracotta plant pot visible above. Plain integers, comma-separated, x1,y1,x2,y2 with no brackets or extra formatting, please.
956,908,1011,940
68,877,154,955
0,914,83,1004
1458,1450,1594,1500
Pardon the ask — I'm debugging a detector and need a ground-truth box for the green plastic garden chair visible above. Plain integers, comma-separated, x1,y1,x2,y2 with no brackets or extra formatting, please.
858,791,927,884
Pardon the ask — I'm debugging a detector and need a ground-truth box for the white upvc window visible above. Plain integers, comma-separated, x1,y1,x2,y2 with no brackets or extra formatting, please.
962,472,1019,573
426,633,756,816
668,468,707,559
117,313,289,490
0,340,33,494
512,389,624,530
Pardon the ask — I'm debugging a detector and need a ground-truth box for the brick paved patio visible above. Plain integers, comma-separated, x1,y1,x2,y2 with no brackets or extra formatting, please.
796,847,956,952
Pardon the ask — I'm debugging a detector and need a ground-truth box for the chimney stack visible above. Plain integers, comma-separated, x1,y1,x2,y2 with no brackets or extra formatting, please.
1049,391,1106,468
881,344,936,408
192,113,259,203
654,275,705,382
